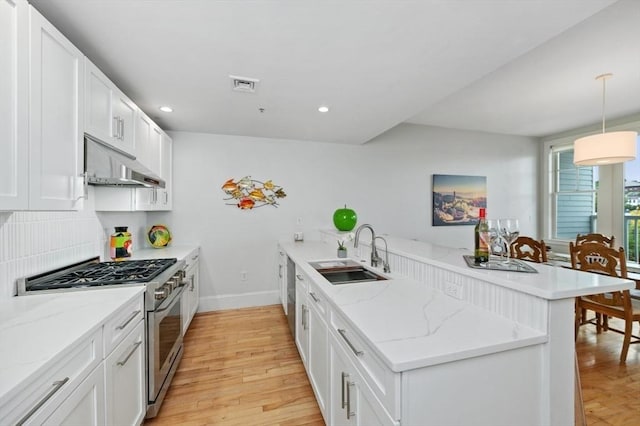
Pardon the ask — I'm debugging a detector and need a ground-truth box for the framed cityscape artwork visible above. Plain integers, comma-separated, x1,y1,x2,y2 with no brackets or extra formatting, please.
432,174,487,226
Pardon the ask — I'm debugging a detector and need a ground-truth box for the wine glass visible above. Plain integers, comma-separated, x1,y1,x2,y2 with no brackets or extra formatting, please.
498,219,520,265
484,219,502,265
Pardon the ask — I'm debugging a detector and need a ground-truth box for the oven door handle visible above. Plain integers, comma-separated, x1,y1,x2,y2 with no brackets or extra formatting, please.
154,285,185,315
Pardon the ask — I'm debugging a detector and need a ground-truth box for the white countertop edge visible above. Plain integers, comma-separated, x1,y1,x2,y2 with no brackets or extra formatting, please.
385,334,549,372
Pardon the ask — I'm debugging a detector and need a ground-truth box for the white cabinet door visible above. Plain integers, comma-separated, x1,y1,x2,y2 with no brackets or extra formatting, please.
85,59,112,146
277,248,287,315
111,92,136,154
330,342,388,426
330,343,356,426
135,130,171,211
308,298,328,417
182,254,200,334
0,0,28,210
84,58,136,155
156,132,173,210
43,364,106,426
105,321,145,426
28,5,84,211
295,276,309,367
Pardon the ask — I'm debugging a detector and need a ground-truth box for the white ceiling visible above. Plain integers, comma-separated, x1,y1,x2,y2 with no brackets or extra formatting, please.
30,0,640,144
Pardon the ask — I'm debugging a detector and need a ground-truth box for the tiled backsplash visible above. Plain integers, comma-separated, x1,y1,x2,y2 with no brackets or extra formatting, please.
0,211,105,300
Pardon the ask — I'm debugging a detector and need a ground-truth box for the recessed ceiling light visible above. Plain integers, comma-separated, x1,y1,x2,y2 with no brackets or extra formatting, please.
159,106,173,113
318,106,329,113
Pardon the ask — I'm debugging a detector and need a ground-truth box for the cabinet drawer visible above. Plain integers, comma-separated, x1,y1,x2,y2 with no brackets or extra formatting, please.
1,328,103,425
307,280,327,318
330,309,400,420
184,248,200,270
103,294,144,355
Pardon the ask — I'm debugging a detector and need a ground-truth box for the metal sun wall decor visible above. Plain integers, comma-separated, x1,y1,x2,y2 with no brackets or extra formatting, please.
432,174,486,226
221,176,287,210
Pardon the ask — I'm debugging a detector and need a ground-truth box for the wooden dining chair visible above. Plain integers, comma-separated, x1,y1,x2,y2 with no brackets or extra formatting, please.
575,233,615,248
570,242,640,362
510,236,548,263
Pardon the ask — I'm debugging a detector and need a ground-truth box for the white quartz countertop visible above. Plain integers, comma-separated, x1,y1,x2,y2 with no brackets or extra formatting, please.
280,238,633,372
318,232,635,300
0,286,145,407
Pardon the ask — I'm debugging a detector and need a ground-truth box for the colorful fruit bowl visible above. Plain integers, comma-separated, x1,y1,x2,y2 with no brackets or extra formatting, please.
147,224,172,248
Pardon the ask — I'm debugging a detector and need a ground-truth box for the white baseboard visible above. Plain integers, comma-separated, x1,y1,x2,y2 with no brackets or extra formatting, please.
197,290,280,312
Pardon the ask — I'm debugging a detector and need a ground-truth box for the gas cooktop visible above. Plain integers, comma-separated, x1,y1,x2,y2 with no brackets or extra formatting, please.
22,257,177,291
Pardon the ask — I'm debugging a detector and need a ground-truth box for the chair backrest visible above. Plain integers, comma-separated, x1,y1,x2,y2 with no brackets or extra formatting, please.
575,233,615,248
510,236,548,263
569,242,627,278
569,242,629,307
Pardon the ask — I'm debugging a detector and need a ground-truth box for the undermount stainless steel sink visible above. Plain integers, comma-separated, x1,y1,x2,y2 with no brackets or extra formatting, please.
309,260,388,285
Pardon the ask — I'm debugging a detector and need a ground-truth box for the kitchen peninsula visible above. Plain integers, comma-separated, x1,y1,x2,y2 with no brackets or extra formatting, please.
279,236,634,425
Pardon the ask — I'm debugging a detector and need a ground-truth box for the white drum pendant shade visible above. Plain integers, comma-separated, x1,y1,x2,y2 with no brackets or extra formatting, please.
573,131,638,166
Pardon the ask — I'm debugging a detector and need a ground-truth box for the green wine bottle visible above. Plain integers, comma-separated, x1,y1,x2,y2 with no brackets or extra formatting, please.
474,208,489,264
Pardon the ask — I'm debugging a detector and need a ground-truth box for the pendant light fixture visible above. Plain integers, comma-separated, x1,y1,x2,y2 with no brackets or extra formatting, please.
573,73,637,166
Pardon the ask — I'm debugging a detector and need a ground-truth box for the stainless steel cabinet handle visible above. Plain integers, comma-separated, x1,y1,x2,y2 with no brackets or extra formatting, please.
346,380,355,419
16,377,70,425
164,191,168,204
341,372,348,409
278,264,283,278
116,310,141,330
296,274,303,281
301,305,308,330
191,254,199,261
309,292,320,303
119,118,124,140
337,328,364,356
117,341,142,366
190,275,195,291
112,116,119,138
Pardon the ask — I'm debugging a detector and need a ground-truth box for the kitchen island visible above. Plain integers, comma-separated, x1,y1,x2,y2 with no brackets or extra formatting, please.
279,237,633,426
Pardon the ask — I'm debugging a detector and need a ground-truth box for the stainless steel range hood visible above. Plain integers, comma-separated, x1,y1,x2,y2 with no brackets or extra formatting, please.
84,136,165,188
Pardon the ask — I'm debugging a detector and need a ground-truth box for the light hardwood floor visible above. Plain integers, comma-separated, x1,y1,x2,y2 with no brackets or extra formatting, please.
146,305,639,426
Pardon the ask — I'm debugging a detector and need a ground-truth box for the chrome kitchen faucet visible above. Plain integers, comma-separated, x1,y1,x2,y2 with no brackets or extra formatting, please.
353,224,382,268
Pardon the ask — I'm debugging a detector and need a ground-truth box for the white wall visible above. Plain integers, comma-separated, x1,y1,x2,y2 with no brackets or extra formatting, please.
149,123,539,310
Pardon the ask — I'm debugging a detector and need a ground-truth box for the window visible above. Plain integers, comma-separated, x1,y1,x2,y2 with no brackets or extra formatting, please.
550,146,598,239
623,138,640,263
543,119,640,261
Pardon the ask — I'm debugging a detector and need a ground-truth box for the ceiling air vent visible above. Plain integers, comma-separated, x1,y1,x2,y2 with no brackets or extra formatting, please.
230,75,259,93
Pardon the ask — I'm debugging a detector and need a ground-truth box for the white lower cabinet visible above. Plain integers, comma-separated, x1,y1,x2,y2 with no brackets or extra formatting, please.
182,250,200,333
104,321,145,426
330,342,386,426
307,283,329,418
295,273,309,366
43,364,105,426
1,294,146,426
277,247,287,315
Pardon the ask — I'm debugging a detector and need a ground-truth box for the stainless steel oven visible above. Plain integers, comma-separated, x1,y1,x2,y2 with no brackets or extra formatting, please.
145,264,186,418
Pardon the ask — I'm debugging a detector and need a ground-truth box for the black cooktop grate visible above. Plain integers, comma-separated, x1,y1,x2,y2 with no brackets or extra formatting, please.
26,258,177,291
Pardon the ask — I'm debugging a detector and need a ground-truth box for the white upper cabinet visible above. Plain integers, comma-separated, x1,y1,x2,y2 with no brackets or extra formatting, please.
135,112,161,176
0,0,29,210
135,131,172,211
84,58,136,155
28,4,85,211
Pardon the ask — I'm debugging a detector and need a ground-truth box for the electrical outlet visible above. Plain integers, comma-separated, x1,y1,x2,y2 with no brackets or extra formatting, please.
444,281,463,300
240,271,248,281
